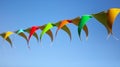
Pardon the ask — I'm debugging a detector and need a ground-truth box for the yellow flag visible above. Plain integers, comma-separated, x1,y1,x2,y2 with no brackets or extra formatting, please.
107,8,120,33
4,31,14,39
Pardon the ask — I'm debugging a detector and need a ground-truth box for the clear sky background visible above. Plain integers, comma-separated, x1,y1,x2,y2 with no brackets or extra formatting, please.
0,0,120,67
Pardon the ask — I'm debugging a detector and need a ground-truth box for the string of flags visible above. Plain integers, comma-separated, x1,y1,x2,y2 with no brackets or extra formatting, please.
0,8,120,48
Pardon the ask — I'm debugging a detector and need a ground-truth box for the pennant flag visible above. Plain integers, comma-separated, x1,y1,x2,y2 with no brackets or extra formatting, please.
39,25,54,42
92,11,111,34
55,20,72,40
72,17,89,39
24,28,39,42
40,23,54,41
28,26,39,43
15,29,28,43
0,33,12,47
107,8,120,34
0,31,14,47
4,31,14,39
78,15,92,39
15,29,30,48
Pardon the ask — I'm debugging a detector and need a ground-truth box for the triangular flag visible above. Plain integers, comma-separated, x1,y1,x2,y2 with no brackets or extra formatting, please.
40,23,54,42
78,15,92,39
107,8,120,34
72,17,89,39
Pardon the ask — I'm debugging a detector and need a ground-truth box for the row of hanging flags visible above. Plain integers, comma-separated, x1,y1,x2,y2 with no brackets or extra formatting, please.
0,8,120,48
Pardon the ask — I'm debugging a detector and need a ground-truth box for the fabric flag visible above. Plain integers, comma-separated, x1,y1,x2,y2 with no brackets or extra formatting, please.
15,29,30,48
40,23,54,41
92,11,111,34
72,17,89,39
107,8,120,34
39,25,54,42
0,33,12,47
78,15,92,39
24,28,39,42
15,29,28,43
4,31,14,39
28,26,39,43
55,20,72,40
2,31,14,47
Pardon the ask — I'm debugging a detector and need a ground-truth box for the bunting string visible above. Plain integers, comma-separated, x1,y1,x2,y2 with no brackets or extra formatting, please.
0,8,120,48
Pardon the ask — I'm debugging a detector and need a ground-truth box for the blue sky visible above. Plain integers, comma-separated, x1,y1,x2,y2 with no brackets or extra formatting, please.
0,0,120,67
